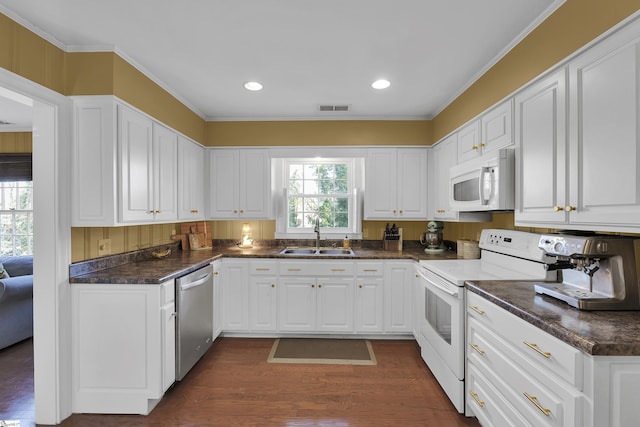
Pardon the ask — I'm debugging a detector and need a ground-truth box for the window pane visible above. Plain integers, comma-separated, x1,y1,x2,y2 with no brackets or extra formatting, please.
0,236,13,256
0,214,14,234
289,179,303,195
303,164,318,179
15,235,30,256
303,179,318,194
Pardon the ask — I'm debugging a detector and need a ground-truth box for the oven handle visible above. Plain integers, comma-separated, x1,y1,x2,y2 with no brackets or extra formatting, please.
417,269,459,297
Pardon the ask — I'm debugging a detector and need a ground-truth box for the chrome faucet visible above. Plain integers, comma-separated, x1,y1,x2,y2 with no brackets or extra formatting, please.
314,215,320,249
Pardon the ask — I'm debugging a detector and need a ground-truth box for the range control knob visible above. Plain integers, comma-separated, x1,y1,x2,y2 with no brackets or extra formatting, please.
553,241,565,253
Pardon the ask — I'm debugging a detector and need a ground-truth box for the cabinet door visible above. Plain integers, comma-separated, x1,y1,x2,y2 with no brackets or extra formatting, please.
250,275,278,331
240,149,271,219
178,137,205,220
119,106,154,222
208,149,239,218
221,260,249,331
432,135,459,220
384,261,413,333
396,148,428,219
568,27,640,228
457,120,481,163
212,261,222,339
515,68,568,225
355,276,384,333
152,123,178,222
316,277,354,332
364,148,398,219
72,97,118,226
278,277,316,331
481,99,514,155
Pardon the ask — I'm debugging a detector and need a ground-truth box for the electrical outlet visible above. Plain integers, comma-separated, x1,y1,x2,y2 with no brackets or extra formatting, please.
98,238,111,256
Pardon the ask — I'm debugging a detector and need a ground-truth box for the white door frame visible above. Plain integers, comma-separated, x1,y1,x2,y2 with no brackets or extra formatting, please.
0,68,72,425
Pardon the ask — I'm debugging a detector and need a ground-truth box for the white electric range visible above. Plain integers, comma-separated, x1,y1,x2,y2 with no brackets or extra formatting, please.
415,229,556,414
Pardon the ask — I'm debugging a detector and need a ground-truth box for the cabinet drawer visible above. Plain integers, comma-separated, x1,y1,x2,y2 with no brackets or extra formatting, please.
356,262,384,276
249,260,278,275
467,291,583,388
467,362,531,427
468,317,583,427
279,261,355,276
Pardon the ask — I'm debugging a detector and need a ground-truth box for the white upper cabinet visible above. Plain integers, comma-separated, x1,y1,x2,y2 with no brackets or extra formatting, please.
515,68,568,225
177,136,205,220
457,99,514,163
365,147,428,220
119,107,177,223
208,148,271,219
516,19,640,232
431,134,458,220
72,96,198,226
566,23,640,230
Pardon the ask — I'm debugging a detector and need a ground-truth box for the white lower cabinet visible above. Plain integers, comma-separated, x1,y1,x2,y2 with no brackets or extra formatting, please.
355,262,384,333
466,291,640,427
466,292,584,427
249,260,278,331
211,260,223,339
71,280,175,415
221,259,249,331
383,261,414,333
221,258,414,336
277,260,355,333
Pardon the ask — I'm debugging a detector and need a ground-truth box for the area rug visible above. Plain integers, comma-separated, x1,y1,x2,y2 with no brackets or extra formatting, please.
267,338,376,365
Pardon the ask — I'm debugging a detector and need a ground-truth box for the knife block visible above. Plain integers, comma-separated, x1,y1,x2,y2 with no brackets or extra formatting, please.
382,228,403,251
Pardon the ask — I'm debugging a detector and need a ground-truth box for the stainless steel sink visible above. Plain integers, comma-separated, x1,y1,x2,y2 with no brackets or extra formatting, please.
279,248,317,255
279,247,355,256
317,249,354,255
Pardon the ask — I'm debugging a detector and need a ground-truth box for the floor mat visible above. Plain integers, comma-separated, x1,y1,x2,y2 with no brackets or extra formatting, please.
267,338,377,365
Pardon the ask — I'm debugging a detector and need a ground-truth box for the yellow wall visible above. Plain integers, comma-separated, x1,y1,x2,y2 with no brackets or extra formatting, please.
432,0,640,141
70,223,179,262
206,120,432,147
0,132,32,152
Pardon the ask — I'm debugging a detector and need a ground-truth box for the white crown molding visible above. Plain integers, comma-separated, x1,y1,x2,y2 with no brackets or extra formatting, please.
431,0,567,118
0,125,32,132
0,6,208,122
0,5,67,50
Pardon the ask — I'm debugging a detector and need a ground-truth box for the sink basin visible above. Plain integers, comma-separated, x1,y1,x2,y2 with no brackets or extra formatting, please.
279,247,355,256
280,248,317,255
317,249,355,255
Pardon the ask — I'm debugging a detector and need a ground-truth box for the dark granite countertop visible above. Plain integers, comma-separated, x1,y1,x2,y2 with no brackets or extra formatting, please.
69,241,459,285
466,280,640,356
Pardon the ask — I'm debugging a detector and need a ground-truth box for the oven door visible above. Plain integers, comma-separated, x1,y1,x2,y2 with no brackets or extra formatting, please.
417,266,464,380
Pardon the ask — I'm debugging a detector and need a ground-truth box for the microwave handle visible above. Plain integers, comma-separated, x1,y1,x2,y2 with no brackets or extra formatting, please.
480,167,492,205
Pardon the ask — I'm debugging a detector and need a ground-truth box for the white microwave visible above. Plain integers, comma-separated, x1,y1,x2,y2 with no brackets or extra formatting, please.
449,148,515,211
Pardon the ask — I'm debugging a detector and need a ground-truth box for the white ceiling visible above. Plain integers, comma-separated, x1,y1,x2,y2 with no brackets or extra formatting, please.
0,0,563,124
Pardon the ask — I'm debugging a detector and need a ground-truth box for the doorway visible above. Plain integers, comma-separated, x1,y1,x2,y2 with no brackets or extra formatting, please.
0,69,72,426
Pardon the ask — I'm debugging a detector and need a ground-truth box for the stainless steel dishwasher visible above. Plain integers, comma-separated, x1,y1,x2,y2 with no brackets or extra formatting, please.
176,264,214,381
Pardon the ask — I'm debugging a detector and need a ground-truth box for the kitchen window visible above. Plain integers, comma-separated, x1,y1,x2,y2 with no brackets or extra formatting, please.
0,181,33,256
273,156,363,239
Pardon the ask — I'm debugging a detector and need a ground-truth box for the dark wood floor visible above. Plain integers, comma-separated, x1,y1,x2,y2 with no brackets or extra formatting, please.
1,337,480,427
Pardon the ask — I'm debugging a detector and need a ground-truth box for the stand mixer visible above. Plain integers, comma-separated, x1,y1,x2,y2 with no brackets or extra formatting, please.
534,233,640,310
420,221,445,253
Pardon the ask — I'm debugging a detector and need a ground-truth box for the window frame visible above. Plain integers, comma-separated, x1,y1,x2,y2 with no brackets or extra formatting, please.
0,180,34,256
273,156,363,240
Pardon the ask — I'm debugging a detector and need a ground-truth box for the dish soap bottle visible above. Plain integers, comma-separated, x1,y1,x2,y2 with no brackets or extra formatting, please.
343,234,350,249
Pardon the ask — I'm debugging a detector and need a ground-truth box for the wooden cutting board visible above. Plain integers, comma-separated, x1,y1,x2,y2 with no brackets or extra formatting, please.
171,222,211,250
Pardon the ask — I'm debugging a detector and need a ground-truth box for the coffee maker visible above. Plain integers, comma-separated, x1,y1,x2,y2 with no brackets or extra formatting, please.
535,233,640,310
420,221,445,253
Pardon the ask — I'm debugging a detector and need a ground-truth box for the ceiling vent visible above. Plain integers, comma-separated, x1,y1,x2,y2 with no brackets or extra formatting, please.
319,104,350,112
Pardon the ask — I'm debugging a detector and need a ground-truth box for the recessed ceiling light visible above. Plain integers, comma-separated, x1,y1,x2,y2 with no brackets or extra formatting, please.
244,81,263,91
371,79,391,90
